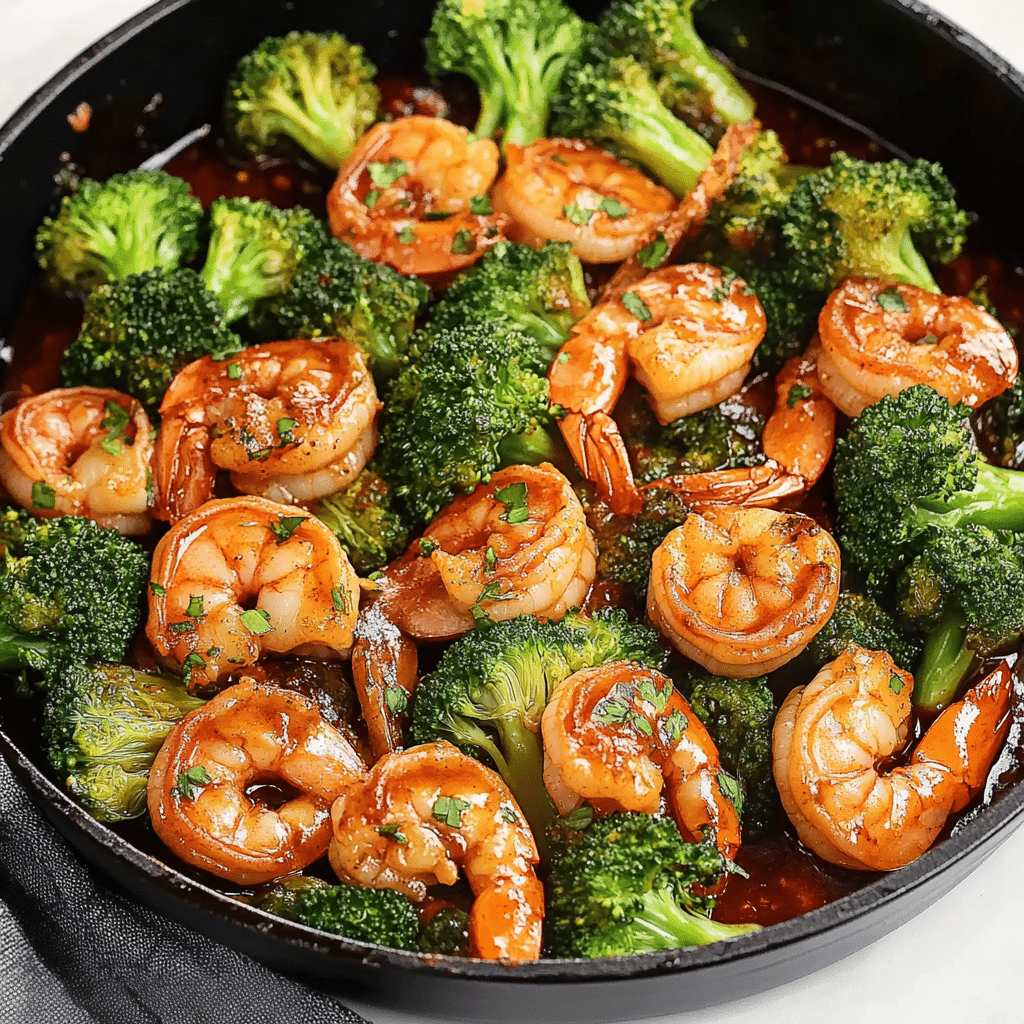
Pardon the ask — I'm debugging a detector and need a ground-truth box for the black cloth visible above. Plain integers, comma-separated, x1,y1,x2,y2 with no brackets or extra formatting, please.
0,754,370,1024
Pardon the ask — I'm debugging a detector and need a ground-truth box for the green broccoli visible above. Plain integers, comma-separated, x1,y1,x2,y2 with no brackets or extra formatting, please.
248,238,429,381
552,45,714,197
543,811,759,958
58,268,243,416
201,197,332,324
597,0,755,140
975,372,1024,470
681,673,777,837
35,169,203,293
780,152,970,294
314,467,410,576
410,610,666,842
740,258,824,373
0,510,148,694
42,662,205,822
806,590,920,673
833,385,1024,583
256,879,419,950
426,241,590,363
224,31,379,169
425,0,585,147
381,322,558,525
897,525,1024,709
418,906,471,957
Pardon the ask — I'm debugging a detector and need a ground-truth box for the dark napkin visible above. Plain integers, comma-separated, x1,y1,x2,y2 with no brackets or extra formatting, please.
0,754,370,1024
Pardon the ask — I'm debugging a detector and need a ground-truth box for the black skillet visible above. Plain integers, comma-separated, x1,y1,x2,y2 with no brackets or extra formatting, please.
1,1,1024,1019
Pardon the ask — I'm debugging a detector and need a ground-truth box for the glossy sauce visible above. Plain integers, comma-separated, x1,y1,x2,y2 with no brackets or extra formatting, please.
3,73,1024,936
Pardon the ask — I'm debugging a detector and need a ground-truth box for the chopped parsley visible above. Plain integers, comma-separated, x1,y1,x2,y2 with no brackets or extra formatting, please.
495,481,529,524
469,194,493,215
377,823,408,844
621,291,652,321
269,515,306,543
450,229,476,255
432,795,470,829
368,157,409,188
397,224,416,244
637,232,668,269
385,686,409,715
239,608,274,635
599,196,630,219
877,288,910,313
562,202,594,226
787,384,813,408
185,595,205,618
175,765,211,800
31,481,56,510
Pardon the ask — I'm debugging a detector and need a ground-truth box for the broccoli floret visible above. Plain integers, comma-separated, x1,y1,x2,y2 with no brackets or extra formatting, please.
425,0,585,147
224,31,379,169
680,674,777,838
897,525,1024,708
426,241,590,363
59,268,243,417
833,385,1024,583
410,610,666,842
586,485,691,603
780,152,970,294
807,590,920,673
381,322,557,525
552,46,714,197
42,662,205,821
287,883,420,951
35,170,203,293
0,510,148,693
740,258,824,373
418,906,471,956
975,372,1024,470
314,467,410,576
201,198,332,324
598,0,755,140
250,875,330,919
543,811,758,958
248,238,429,381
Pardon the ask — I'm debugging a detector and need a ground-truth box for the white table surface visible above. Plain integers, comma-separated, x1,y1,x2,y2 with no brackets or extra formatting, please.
1,1,1022,1022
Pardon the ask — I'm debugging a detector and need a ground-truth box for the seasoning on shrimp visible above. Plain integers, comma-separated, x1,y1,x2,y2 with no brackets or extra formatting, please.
542,661,742,859
817,277,1018,417
328,741,544,960
0,386,154,535
148,678,366,884
147,495,361,687
153,338,381,522
773,648,1013,871
491,137,676,263
647,505,841,678
326,116,508,277
550,263,766,515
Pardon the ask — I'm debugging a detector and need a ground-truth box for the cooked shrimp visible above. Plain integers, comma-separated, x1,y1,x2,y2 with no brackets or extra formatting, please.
147,496,360,688
491,137,677,264
647,341,836,506
773,648,1013,871
326,116,508,277
351,598,419,762
153,338,380,523
817,277,1018,417
420,462,597,624
541,661,742,859
148,678,365,884
328,741,543,960
647,505,841,678
0,386,153,534
550,264,766,515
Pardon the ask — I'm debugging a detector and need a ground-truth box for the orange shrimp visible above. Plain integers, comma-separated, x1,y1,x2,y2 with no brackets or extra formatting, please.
326,116,507,277
773,648,1013,871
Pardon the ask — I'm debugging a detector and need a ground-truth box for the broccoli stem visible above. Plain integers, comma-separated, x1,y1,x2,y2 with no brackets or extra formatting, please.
632,888,759,950
493,716,556,852
912,606,975,710
898,230,941,293
914,462,1024,533
615,111,714,196
497,424,565,470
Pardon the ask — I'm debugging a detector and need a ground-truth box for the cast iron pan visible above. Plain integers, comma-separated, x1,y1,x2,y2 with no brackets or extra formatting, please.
2,1,1024,1020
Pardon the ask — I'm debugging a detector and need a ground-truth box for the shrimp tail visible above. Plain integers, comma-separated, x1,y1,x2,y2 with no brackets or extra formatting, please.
643,464,804,507
559,411,642,516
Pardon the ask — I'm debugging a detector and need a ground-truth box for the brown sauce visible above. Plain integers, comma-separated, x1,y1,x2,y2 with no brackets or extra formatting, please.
4,71,1024,937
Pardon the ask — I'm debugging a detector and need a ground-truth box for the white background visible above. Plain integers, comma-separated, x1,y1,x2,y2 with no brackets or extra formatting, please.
1,1,1022,1022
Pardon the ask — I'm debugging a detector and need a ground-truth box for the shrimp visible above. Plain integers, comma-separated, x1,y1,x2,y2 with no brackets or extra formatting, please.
148,678,365,884
646,341,836,506
328,741,544,960
550,264,767,515
420,462,597,624
0,386,153,534
147,496,360,689
326,116,508,277
541,661,742,859
817,277,1018,417
647,505,841,678
491,137,677,264
772,647,1013,871
153,338,380,523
